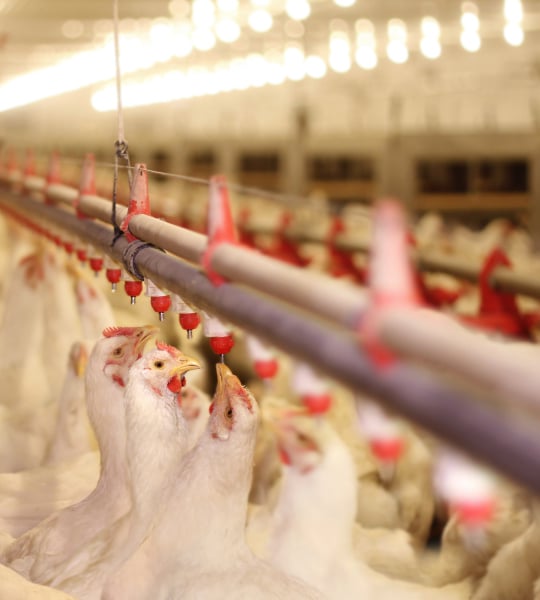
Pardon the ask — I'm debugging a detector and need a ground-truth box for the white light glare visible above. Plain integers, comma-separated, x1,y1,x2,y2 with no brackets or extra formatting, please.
355,46,377,69
305,55,326,78
248,9,273,32
355,20,377,70
285,0,311,21
387,19,407,43
460,30,481,52
215,17,241,42
386,19,408,64
504,0,523,23
217,0,239,12
91,46,329,112
461,2,479,31
191,0,216,28
192,28,216,51
246,54,268,87
0,41,137,112
284,43,306,80
420,16,441,59
149,20,176,62
173,27,193,57
334,0,355,7
387,40,408,64
421,17,440,39
504,22,524,46
420,38,441,59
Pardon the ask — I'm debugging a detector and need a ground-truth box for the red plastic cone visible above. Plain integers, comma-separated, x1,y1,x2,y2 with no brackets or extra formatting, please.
202,175,238,285
120,163,151,242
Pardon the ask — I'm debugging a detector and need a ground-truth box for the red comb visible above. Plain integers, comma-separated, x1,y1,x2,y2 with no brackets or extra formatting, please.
102,326,140,338
156,340,181,357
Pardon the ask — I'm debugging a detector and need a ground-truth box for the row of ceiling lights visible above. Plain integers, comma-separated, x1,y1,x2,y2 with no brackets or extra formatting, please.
90,0,526,112
0,0,528,112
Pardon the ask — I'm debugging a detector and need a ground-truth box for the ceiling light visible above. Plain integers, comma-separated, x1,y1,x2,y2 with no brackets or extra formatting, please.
387,40,408,64
420,38,441,59
504,0,523,22
305,55,326,78
215,17,241,42
387,19,407,43
192,28,216,51
333,0,356,7
284,43,306,80
355,46,377,69
461,2,479,31
191,0,216,28
245,54,268,87
460,30,481,52
248,9,273,33
421,16,440,39
217,0,239,12
173,29,193,57
0,42,126,112
329,53,351,73
503,22,524,46
285,0,311,21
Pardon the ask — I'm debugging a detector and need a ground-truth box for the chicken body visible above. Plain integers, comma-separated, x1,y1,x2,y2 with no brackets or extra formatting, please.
1,327,156,584
103,364,324,600
53,343,200,599
44,340,96,465
266,415,471,600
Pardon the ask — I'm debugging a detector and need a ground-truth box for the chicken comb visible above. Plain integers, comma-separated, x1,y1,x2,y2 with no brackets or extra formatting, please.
155,340,181,357
102,326,140,338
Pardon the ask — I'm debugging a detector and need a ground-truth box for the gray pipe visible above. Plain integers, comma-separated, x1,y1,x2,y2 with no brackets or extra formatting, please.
3,190,540,494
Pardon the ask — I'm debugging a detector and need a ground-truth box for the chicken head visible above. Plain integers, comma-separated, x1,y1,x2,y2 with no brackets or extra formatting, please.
135,342,200,401
99,325,159,388
209,362,259,441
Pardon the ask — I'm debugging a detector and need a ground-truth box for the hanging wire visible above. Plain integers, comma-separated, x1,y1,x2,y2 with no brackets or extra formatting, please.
111,0,132,244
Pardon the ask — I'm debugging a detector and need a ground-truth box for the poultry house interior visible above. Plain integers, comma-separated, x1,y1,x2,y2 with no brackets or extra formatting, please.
0,0,540,599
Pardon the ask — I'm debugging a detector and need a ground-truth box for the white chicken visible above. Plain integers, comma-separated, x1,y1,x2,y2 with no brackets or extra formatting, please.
0,452,99,538
44,340,96,465
180,383,211,447
1,325,157,583
0,250,52,470
41,250,83,404
471,500,540,600
101,363,325,600
0,563,76,599
266,412,472,600
422,486,532,587
72,273,117,341
52,342,201,599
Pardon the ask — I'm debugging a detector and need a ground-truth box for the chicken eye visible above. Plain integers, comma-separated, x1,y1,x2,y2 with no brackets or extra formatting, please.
154,360,165,369
113,347,123,357
226,407,233,419
296,432,309,444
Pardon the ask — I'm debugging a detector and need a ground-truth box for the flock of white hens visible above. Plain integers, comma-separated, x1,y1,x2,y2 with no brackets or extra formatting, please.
0,192,539,600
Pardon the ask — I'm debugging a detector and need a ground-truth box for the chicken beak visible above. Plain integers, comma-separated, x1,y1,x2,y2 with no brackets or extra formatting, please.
215,362,243,400
71,343,89,378
167,355,200,395
134,325,160,353
171,355,201,376
263,402,306,429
